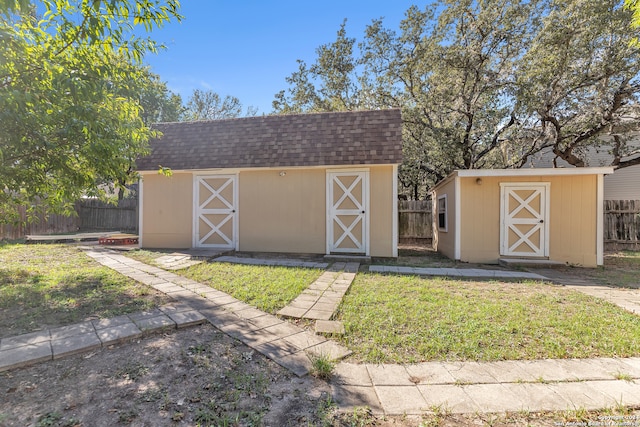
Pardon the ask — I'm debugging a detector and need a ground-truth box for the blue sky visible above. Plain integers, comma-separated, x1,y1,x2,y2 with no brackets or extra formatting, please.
143,1,421,115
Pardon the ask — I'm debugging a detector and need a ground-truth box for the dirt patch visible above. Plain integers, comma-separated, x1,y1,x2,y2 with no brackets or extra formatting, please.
0,325,331,427
2,324,638,427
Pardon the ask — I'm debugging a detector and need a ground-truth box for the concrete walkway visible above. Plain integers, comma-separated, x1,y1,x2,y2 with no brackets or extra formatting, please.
277,262,358,320
4,250,640,416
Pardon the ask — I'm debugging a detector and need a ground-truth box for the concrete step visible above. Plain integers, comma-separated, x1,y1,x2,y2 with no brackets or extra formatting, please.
499,258,565,268
324,254,371,263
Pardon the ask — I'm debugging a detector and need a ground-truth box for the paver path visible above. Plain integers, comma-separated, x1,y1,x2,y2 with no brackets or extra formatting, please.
277,262,359,320
535,268,640,314
332,358,640,415
0,302,206,372
83,248,351,374
6,250,640,416
370,264,548,280
214,255,329,269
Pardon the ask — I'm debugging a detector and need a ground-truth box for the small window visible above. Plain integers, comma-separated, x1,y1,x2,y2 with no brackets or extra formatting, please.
437,195,448,232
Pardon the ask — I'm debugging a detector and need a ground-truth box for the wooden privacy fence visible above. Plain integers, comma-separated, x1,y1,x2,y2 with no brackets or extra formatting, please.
398,200,432,241
75,198,137,233
604,200,640,251
0,198,138,240
0,206,78,240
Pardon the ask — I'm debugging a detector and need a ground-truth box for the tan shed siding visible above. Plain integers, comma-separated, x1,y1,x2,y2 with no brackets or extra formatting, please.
549,175,597,267
238,169,326,254
238,166,396,257
433,179,456,260
604,165,640,200
141,172,192,248
459,175,597,267
459,177,500,263
369,166,395,257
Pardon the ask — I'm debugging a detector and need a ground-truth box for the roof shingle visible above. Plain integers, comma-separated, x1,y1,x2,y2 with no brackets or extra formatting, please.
136,109,403,171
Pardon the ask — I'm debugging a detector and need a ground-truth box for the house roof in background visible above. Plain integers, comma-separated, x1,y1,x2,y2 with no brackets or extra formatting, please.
136,109,403,171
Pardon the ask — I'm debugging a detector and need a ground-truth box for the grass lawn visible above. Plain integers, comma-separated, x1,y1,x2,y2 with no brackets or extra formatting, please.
336,273,640,364
179,262,322,314
126,249,323,314
0,244,169,337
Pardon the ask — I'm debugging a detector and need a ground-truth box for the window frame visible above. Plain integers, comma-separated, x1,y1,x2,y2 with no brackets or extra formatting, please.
437,194,448,232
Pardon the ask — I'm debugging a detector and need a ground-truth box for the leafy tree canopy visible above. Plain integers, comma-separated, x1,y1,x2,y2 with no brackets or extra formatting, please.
184,89,258,121
274,0,640,199
0,0,181,222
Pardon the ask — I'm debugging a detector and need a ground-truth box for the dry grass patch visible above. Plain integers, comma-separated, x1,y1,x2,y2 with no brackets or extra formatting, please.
0,244,169,337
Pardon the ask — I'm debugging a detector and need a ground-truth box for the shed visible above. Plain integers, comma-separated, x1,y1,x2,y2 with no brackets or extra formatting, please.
136,109,403,257
431,168,614,267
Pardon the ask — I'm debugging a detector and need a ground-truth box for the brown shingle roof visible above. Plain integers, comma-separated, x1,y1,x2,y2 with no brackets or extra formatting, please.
136,109,403,171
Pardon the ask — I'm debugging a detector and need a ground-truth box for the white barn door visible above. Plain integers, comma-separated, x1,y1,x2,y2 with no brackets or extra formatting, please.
327,170,369,255
500,183,550,257
194,175,237,249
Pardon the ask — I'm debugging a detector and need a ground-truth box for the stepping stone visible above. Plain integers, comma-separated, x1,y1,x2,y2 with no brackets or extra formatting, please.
331,384,384,415
302,309,333,320
165,310,207,328
306,340,352,361
315,320,345,335
132,315,176,332
51,333,101,359
273,351,313,377
96,323,142,346
0,342,52,372
277,306,308,318
0,330,50,351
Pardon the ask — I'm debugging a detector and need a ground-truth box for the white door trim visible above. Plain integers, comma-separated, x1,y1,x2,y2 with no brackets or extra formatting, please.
326,170,370,255
391,164,398,257
596,174,604,266
500,182,550,257
193,174,238,250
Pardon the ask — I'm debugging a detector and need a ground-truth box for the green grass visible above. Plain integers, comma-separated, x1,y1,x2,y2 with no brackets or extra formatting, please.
309,353,335,380
336,273,640,363
0,244,169,337
179,261,322,314
126,248,323,313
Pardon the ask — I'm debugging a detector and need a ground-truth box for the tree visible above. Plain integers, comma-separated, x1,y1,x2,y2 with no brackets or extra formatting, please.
0,0,181,222
513,0,640,170
184,89,257,121
137,70,185,124
273,20,362,113
361,1,540,196
274,0,640,199
626,0,640,28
